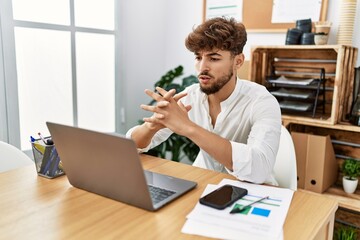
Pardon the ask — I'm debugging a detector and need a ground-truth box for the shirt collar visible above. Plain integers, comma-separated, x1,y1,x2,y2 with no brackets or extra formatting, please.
220,78,242,108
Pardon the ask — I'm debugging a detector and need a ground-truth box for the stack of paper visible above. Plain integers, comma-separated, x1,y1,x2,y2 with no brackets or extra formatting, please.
182,179,294,240
268,76,315,86
270,88,314,99
279,101,313,111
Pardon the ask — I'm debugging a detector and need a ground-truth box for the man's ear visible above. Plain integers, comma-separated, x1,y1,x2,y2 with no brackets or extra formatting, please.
234,53,245,69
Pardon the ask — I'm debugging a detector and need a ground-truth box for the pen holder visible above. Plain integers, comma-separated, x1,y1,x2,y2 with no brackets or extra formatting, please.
31,140,65,178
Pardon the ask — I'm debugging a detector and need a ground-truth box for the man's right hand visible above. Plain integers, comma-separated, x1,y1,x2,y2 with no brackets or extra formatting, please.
130,87,190,149
142,87,190,131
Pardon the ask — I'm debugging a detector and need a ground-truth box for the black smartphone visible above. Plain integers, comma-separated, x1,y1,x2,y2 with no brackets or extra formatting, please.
199,184,248,210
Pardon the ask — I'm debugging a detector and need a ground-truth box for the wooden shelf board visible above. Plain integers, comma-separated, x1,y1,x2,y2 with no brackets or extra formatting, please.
282,117,360,132
282,115,334,125
251,45,350,51
300,187,360,212
323,187,360,212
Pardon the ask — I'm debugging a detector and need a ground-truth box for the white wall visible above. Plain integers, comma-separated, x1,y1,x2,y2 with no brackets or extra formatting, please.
121,0,360,132
163,0,203,76
119,0,167,132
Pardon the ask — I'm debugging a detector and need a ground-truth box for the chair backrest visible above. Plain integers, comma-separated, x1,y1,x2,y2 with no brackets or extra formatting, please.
0,141,33,173
273,126,297,191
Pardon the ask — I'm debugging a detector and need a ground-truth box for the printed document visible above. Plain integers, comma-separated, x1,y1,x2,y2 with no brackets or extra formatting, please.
182,179,294,240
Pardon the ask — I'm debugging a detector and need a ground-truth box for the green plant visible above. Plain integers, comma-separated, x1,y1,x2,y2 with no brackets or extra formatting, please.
342,158,360,180
335,224,358,240
141,65,200,162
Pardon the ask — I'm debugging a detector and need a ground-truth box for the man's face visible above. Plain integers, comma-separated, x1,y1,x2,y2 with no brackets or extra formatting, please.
194,49,236,95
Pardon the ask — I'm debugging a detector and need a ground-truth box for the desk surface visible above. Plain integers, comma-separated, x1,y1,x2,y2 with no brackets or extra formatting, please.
0,155,338,239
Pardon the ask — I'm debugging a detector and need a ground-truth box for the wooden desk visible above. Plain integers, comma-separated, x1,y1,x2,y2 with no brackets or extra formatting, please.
0,155,338,239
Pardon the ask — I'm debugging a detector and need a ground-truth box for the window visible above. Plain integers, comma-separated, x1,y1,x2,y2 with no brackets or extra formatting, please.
0,0,120,150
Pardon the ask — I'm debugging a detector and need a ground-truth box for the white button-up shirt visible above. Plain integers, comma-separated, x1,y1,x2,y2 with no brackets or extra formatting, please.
127,79,282,185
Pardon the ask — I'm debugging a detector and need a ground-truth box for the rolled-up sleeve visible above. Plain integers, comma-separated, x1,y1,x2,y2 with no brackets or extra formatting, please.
226,95,281,184
228,124,280,184
126,126,173,153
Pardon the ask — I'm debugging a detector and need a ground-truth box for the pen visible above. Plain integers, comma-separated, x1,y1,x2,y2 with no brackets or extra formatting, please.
38,132,54,145
229,196,269,214
38,132,48,145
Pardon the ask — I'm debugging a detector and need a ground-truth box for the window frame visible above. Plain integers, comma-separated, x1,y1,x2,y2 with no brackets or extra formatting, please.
0,0,123,150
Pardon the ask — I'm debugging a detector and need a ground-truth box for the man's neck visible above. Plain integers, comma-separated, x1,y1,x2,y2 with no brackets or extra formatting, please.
208,77,237,105
207,78,237,126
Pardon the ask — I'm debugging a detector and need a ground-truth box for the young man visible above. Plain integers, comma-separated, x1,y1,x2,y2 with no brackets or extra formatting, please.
126,17,281,185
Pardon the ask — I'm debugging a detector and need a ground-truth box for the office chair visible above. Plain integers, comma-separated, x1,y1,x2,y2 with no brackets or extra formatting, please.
273,125,297,191
0,141,33,173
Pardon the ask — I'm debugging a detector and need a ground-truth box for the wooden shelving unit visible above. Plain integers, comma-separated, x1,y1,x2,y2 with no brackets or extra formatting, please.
250,45,358,125
249,45,360,226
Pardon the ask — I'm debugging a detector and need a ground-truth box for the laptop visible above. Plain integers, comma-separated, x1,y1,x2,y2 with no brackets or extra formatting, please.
46,122,197,211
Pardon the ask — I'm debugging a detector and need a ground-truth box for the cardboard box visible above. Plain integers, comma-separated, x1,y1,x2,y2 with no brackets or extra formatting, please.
291,132,338,193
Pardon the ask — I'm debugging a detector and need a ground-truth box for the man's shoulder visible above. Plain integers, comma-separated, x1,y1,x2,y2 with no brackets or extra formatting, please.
237,79,279,108
238,79,269,96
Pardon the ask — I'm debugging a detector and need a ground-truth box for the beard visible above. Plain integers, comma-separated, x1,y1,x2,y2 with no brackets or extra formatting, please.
199,67,234,95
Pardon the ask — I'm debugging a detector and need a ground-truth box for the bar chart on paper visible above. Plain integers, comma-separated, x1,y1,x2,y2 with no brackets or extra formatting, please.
232,194,282,217
182,179,294,240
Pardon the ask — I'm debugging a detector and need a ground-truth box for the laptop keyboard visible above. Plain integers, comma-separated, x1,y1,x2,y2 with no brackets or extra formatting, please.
148,185,176,205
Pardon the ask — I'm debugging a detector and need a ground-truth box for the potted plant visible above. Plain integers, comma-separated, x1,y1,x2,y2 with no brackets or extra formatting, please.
314,21,331,35
140,65,200,162
314,32,328,45
342,158,360,194
335,224,358,240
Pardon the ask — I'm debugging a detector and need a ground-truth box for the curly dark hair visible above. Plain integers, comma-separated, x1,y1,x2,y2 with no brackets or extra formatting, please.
185,17,247,56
